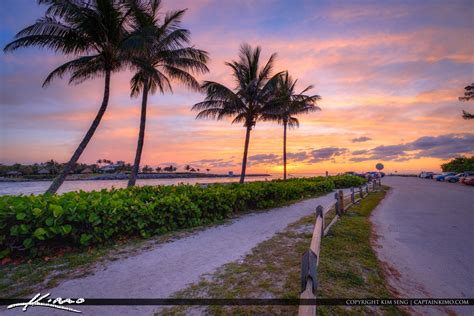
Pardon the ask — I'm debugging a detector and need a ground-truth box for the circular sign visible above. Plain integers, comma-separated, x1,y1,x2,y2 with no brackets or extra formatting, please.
376,163,384,171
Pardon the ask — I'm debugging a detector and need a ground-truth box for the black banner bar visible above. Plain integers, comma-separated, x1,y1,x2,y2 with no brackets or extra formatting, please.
1,298,473,306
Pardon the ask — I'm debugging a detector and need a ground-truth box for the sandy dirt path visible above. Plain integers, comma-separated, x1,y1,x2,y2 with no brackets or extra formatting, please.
371,176,474,315
3,189,348,316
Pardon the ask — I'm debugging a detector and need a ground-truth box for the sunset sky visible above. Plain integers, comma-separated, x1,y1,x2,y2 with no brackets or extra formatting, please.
1,0,473,175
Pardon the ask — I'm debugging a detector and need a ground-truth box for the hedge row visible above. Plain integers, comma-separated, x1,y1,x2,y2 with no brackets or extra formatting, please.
0,175,365,258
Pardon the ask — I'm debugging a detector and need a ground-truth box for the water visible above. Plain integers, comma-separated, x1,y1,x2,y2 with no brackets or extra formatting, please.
0,172,332,196
0,176,275,196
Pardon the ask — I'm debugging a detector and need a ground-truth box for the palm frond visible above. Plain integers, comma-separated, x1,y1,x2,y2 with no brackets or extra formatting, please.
42,55,100,87
162,65,200,90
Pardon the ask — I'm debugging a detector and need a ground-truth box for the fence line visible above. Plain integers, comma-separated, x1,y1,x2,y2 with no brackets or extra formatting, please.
298,178,382,316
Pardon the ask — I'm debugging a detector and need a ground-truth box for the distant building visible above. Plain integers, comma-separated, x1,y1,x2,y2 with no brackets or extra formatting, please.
99,165,117,173
37,168,50,175
6,170,22,177
81,167,93,174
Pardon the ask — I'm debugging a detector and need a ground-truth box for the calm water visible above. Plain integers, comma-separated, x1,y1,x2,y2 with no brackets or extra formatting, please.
0,176,275,196
0,173,329,196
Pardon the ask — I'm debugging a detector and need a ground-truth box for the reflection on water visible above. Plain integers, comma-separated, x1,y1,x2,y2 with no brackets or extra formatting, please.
0,173,330,196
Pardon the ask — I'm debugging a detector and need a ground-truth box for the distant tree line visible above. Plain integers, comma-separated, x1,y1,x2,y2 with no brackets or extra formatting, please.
0,160,98,178
441,157,474,173
0,160,211,177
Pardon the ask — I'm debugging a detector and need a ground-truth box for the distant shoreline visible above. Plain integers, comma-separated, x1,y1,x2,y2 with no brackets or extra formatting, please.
0,172,271,183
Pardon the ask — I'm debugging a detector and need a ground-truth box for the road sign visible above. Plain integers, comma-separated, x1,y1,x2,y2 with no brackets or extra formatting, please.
376,163,384,170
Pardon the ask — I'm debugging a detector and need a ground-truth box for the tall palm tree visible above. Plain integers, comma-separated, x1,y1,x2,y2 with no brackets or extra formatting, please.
4,0,132,194
192,44,282,183
262,72,321,180
125,0,209,187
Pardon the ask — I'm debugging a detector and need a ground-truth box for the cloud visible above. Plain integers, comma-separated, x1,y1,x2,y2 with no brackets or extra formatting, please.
309,147,349,163
352,149,369,155
408,134,474,159
287,151,309,161
248,154,280,165
349,133,474,162
189,158,237,168
352,136,372,143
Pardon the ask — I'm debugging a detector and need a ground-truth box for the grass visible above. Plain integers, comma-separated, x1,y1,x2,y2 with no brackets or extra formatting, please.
158,186,404,315
1,190,332,298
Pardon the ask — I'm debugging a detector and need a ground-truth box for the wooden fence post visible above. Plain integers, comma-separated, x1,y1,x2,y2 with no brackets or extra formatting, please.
317,205,324,239
351,187,355,204
299,248,317,316
366,184,369,194
338,190,344,214
334,192,341,217
359,185,364,199
299,205,324,316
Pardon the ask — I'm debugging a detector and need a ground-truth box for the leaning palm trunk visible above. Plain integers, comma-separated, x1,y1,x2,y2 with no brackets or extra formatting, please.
239,126,252,184
283,121,287,180
128,82,149,187
46,70,111,195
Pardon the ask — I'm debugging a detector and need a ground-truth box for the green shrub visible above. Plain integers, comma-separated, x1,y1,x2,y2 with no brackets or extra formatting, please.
331,175,366,188
0,175,364,258
441,156,474,173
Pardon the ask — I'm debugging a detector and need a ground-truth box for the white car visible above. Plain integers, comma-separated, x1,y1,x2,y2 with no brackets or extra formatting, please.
419,172,434,179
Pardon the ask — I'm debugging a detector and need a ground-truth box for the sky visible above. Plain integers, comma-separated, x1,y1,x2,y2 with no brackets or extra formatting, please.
0,0,473,175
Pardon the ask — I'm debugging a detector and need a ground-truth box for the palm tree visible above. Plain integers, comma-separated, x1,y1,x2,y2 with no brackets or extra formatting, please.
4,0,132,194
126,0,209,187
262,72,321,180
192,44,282,183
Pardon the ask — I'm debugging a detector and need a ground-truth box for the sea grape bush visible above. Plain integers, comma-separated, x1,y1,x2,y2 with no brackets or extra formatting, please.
0,175,364,258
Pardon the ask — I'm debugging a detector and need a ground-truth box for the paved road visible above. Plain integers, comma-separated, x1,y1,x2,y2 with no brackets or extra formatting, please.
2,189,348,316
371,176,474,315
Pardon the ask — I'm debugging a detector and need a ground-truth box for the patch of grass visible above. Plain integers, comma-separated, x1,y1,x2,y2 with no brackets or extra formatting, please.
317,187,403,315
158,186,404,315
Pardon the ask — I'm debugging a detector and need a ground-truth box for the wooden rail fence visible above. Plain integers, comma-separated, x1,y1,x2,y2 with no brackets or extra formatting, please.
298,178,382,316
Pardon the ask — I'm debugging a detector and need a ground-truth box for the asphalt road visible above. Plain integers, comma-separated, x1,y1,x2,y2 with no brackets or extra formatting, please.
371,176,474,315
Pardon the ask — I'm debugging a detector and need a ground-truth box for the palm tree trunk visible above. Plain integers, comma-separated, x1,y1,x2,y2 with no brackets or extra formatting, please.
46,70,111,195
283,121,287,180
128,82,149,187
239,125,252,184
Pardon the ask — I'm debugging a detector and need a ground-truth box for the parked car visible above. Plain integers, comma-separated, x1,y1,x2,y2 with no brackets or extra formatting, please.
364,172,385,180
463,177,474,186
445,172,474,183
365,172,376,180
419,172,434,179
434,172,456,181
460,172,474,183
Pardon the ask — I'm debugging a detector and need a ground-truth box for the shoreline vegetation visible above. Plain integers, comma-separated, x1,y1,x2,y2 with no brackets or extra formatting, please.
0,175,365,260
0,172,271,183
